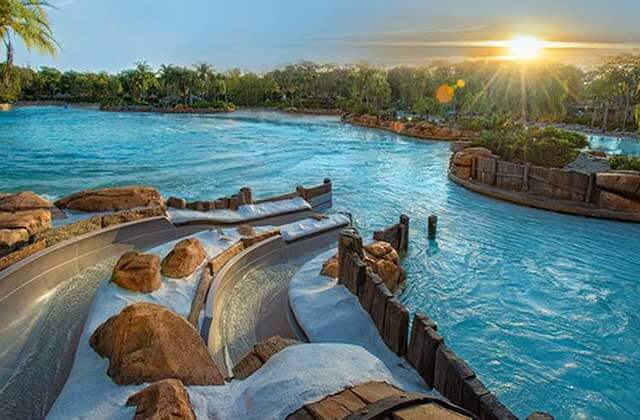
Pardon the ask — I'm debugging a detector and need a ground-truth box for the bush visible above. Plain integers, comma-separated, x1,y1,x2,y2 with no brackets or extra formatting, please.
610,155,640,171
473,124,588,167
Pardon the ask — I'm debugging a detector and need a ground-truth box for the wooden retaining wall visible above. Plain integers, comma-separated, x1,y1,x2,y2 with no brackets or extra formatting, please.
472,155,595,204
372,214,410,255
337,225,517,420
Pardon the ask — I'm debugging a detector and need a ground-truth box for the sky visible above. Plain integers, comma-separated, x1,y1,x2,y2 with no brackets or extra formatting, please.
12,0,640,73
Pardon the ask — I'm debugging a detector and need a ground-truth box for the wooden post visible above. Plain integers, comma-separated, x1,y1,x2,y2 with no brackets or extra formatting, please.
471,156,477,180
398,214,409,254
523,163,530,191
240,187,253,204
296,185,306,200
491,158,498,186
428,215,437,240
585,173,596,203
338,228,363,287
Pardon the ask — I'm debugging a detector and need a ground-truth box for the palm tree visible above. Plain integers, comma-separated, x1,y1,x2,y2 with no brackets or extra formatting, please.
1,0,57,84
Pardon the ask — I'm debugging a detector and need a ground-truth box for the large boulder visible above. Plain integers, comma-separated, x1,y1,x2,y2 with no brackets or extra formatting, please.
55,186,163,212
160,238,207,279
597,190,640,213
112,251,162,293
90,302,224,385
232,335,299,380
0,209,52,235
452,147,494,167
0,228,29,257
0,191,52,212
596,171,640,200
320,241,404,293
126,379,196,420
363,241,403,292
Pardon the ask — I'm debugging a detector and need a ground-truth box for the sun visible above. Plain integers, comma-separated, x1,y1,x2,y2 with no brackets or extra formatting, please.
507,36,543,60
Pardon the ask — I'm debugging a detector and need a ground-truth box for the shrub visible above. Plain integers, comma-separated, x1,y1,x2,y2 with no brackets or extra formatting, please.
473,124,588,167
610,155,640,171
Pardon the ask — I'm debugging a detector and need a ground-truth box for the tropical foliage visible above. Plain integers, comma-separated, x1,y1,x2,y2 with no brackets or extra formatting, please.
610,155,640,171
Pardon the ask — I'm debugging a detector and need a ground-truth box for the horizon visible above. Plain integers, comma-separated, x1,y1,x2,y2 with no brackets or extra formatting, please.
11,0,640,73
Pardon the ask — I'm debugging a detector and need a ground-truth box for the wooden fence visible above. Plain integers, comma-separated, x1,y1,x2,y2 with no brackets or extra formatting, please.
472,155,596,204
372,214,410,255
337,225,517,420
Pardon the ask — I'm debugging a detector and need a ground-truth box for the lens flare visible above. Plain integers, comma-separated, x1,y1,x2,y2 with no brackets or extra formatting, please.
507,36,543,60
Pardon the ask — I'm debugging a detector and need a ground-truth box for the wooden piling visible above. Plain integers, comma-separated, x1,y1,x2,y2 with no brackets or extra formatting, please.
428,215,437,240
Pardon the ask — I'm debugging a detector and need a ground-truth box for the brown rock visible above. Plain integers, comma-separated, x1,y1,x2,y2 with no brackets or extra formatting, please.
112,251,161,293
126,379,195,420
0,191,53,212
55,186,163,212
232,335,299,380
454,166,472,179
161,238,207,279
596,171,640,199
90,302,224,385
237,224,256,237
597,190,640,212
0,209,52,235
453,147,494,167
166,196,187,209
0,228,29,256
320,241,404,292
320,257,339,278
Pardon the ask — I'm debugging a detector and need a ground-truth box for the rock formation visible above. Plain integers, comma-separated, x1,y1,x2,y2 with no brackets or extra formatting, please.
450,147,497,179
112,251,162,293
90,302,224,385
160,238,207,278
320,240,404,293
232,335,299,379
55,186,163,212
126,379,196,420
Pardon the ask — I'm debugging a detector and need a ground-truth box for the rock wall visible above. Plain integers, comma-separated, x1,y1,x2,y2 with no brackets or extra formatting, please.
343,114,478,142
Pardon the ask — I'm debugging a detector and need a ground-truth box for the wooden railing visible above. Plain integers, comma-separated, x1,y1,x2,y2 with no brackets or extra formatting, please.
337,225,520,420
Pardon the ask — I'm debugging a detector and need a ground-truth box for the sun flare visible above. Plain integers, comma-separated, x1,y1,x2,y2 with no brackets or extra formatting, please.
507,36,543,60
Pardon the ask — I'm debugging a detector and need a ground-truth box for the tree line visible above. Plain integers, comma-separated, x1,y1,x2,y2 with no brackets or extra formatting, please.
2,57,640,131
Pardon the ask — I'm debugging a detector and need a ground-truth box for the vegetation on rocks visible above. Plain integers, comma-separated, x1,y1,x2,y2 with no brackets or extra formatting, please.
610,155,640,172
473,124,588,167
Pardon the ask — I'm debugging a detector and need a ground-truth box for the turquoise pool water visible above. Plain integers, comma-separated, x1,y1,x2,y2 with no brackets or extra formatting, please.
588,134,640,156
2,107,640,419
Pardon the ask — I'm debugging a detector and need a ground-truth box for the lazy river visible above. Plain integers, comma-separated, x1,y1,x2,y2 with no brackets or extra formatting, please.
2,107,640,419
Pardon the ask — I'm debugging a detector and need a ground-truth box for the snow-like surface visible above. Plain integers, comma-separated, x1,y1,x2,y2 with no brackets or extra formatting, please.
48,217,400,420
289,249,434,395
280,214,350,242
168,197,311,224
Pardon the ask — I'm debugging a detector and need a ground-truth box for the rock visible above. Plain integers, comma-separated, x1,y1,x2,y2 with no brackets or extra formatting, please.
364,241,403,292
237,224,256,237
596,171,640,199
454,166,472,179
320,241,404,292
320,257,339,278
452,147,494,167
166,196,186,209
90,302,224,385
112,251,161,293
0,209,52,235
526,412,555,420
597,190,640,213
55,186,163,212
126,379,196,420
161,238,207,279
0,191,52,212
0,228,29,257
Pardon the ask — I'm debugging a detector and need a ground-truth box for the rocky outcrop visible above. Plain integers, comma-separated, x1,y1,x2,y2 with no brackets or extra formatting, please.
55,186,163,212
232,335,299,379
126,379,196,420
0,191,53,212
320,241,404,293
160,238,207,279
166,197,186,209
0,209,52,235
90,302,224,385
450,147,497,180
237,224,256,237
112,251,162,293
0,228,29,256
343,114,477,142
597,190,640,212
596,171,640,200
101,206,167,228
